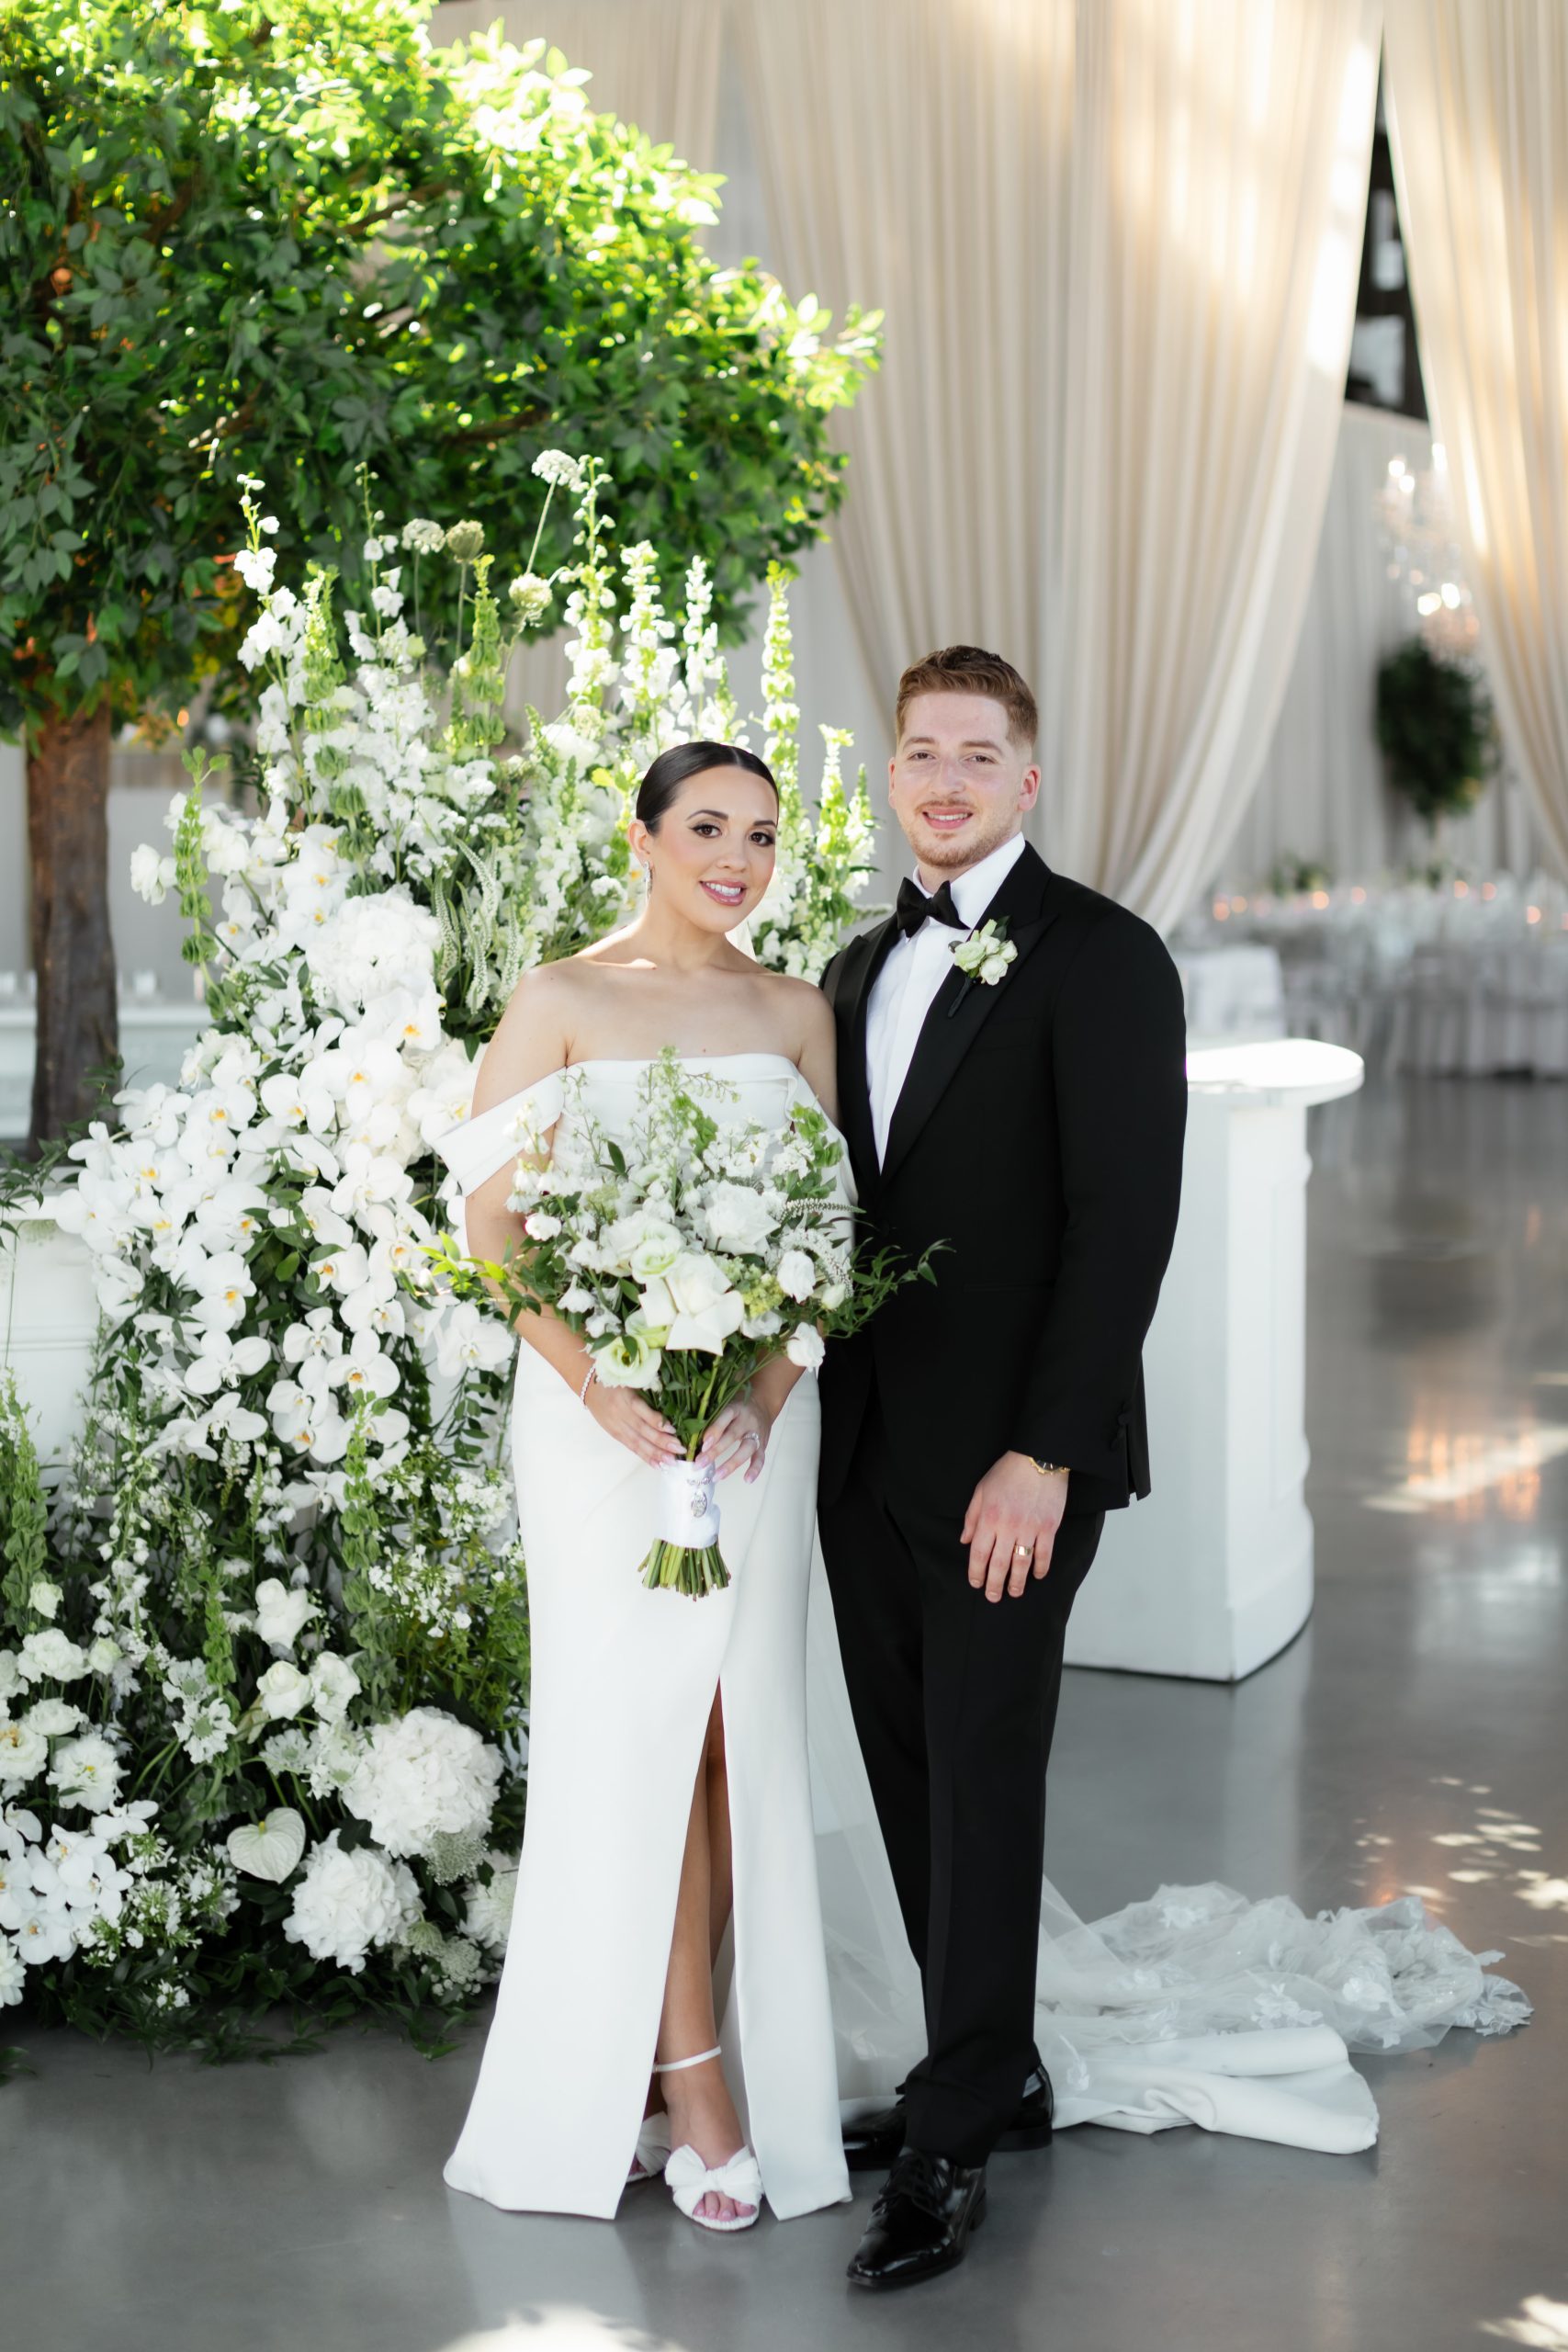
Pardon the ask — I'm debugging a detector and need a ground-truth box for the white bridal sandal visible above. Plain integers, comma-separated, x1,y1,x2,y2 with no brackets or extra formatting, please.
626,2108,672,2186
650,2046,762,2233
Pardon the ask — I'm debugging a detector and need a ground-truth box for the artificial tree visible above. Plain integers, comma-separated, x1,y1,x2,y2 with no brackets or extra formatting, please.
0,0,878,1146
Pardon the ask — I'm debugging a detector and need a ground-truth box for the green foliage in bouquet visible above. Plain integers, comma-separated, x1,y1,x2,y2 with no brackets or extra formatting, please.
0,460,878,2061
1375,639,1498,836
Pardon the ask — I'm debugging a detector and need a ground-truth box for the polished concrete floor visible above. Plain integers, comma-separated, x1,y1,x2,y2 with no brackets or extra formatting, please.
7,1072,1566,2352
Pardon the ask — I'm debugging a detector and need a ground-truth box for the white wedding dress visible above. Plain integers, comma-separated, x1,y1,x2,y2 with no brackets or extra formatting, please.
435,1052,1530,2220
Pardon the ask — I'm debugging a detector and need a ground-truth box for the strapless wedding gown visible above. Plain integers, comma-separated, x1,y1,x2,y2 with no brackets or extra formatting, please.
434,1054,853,2221
435,1053,1530,2217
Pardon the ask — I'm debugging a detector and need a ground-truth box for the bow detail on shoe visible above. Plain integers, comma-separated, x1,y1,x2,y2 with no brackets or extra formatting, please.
665,2141,764,2213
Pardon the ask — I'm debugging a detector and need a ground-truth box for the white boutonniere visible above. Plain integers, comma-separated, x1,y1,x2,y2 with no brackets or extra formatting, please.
951,917,1016,988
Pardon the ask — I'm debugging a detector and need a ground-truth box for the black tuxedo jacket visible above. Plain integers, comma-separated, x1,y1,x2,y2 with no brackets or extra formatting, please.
819,841,1188,1519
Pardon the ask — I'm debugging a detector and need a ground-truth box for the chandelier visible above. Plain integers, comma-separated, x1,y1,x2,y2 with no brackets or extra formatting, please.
1375,442,1480,662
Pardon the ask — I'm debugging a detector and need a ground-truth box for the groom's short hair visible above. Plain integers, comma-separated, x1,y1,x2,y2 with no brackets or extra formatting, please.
896,645,1038,751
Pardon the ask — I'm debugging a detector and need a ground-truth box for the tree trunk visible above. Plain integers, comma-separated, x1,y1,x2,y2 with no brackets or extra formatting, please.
26,699,118,1155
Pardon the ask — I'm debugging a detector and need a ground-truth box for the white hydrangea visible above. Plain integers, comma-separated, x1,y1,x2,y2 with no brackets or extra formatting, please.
342,1707,502,1860
282,1830,420,1973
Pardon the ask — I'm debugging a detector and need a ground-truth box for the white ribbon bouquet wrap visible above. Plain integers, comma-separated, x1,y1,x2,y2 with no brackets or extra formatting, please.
437,1051,927,1599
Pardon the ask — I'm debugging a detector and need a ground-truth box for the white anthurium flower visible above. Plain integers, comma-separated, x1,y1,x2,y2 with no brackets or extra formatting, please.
255,1661,313,1721
254,1578,317,1652
185,1330,271,1396
785,1323,827,1371
776,1248,818,1302
701,1182,778,1254
282,1307,344,1395
226,1807,307,1883
333,1334,400,1405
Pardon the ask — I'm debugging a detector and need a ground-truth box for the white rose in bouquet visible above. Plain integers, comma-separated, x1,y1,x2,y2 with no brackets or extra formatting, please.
255,1660,314,1721
663,1252,746,1353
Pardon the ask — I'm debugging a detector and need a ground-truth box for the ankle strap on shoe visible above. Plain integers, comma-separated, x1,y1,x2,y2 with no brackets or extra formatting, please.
651,2045,723,2075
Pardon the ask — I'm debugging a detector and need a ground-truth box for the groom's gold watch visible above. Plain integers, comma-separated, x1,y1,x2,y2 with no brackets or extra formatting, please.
1028,1453,1070,1478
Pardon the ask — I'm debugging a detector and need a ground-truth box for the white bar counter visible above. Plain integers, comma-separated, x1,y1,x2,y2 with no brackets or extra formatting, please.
1065,1038,1365,1684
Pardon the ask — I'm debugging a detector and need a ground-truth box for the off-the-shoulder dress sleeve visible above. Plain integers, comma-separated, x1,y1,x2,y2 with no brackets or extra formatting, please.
431,1071,567,1201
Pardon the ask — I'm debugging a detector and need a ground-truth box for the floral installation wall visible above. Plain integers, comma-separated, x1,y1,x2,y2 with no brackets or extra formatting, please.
0,456,876,2061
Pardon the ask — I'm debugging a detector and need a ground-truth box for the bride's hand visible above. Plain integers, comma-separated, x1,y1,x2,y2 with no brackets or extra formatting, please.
584,1381,683,1468
698,1396,773,1485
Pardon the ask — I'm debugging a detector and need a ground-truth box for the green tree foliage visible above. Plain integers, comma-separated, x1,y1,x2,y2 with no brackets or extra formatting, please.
0,0,878,730
1374,638,1498,835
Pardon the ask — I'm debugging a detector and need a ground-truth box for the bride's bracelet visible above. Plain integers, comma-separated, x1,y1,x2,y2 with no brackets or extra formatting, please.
578,1360,597,1406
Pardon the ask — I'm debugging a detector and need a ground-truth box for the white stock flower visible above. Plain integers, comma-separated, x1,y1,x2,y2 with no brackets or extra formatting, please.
342,1708,502,1860
702,1182,777,1254
283,1830,420,1974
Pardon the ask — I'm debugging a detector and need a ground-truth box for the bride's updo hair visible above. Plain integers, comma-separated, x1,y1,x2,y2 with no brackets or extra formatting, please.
636,740,778,831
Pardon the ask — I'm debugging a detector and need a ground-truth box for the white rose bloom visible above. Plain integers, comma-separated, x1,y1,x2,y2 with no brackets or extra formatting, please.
343,1707,502,1860
282,1830,420,1974
662,1251,746,1354
785,1324,826,1371
775,1249,818,1302
47,1733,123,1812
0,1720,49,1785
254,1578,316,1653
255,1660,313,1721
702,1182,777,1254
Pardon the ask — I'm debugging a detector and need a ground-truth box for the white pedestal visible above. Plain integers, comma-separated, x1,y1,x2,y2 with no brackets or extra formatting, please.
1,1202,104,1479
1065,1039,1365,1684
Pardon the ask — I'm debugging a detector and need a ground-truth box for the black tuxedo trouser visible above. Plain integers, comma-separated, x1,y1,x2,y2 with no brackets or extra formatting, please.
818,1395,1104,2168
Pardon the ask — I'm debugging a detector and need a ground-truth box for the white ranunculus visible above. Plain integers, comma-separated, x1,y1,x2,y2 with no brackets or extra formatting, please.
254,1578,316,1653
702,1182,777,1254
23,1699,82,1737
282,1830,421,1974
775,1249,818,1302
785,1323,826,1371
17,1629,88,1684
255,1660,313,1721
343,1707,502,1860
47,1733,123,1812
0,1719,48,1785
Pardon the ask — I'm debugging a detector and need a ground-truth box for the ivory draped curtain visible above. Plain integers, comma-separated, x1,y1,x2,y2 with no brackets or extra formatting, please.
433,1,722,170
738,0,1381,933
1383,0,1568,880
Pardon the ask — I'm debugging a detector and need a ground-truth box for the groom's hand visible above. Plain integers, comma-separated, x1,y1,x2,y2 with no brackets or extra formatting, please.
961,1452,1070,1602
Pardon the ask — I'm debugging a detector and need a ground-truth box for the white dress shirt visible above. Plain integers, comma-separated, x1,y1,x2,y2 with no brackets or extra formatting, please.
865,831,1027,1164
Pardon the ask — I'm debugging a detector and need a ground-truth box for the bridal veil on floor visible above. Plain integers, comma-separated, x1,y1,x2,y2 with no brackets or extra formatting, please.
805,1548,1530,2156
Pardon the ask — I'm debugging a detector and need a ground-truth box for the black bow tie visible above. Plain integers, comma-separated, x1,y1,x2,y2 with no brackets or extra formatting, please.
895,876,965,938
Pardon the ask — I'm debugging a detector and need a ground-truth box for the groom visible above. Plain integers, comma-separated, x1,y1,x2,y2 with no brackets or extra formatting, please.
818,645,1189,2290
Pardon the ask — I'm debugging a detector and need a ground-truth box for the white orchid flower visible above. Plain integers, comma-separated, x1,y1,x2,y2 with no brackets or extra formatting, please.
333,1334,400,1404
185,1330,271,1395
282,1308,344,1395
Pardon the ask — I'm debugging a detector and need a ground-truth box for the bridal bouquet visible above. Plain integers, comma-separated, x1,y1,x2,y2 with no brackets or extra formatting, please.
438,1053,924,1598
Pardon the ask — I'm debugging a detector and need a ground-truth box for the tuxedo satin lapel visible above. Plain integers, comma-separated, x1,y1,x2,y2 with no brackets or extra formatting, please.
835,916,899,1202
879,846,1059,1190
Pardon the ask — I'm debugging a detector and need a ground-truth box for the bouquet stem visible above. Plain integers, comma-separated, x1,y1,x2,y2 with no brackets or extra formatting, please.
638,1452,729,1599
638,1538,730,1600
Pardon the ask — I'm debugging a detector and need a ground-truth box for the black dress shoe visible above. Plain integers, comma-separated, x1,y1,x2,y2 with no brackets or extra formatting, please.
843,2063,1053,2169
846,2146,987,2290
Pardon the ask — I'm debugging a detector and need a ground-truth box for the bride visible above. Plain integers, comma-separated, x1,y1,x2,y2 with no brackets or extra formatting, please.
434,739,852,2232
